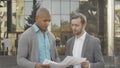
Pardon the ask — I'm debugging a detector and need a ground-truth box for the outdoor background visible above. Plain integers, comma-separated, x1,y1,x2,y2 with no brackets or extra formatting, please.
0,0,120,68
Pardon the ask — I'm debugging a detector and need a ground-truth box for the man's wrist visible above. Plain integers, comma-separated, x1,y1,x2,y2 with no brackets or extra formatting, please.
89,63,90,68
35,63,41,68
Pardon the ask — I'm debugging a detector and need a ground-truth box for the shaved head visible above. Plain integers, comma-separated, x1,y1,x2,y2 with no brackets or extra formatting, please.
36,7,50,17
35,8,51,32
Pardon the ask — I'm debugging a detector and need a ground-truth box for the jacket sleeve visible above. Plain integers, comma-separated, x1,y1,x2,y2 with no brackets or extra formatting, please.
54,45,60,62
49,32,60,62
17,33,36,68
65,40,70,56
90,38,105,68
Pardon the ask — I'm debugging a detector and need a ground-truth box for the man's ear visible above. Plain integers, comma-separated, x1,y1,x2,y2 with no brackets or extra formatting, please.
36,16,39,21
82,23,86,30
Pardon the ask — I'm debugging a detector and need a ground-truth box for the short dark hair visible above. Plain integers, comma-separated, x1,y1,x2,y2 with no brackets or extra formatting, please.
71,13,87,24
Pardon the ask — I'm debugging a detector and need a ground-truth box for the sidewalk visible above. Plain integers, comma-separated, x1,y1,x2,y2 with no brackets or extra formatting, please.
0,56,120,68
0,56,21,68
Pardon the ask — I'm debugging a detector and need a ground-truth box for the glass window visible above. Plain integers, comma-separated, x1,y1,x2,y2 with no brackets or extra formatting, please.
0,1,7,56
24,1,33,16
71,0,80,1
25,0,33,1
37,0,43,1
42,0,52,14
12,0,16,32
70,1,79,13
114,0,120,56
16,0,24,32
52,15,61,27
61,15,70,22
52,1,60,14
51,15,61,42
61,1,70,14
24,15,32,27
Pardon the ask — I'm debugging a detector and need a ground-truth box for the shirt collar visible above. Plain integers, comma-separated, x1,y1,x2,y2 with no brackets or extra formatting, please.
32,24,39,32
32,24,48,33
75,31,86,40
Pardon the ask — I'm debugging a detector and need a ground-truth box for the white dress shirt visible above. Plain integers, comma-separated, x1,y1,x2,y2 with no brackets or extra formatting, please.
73,32,86,68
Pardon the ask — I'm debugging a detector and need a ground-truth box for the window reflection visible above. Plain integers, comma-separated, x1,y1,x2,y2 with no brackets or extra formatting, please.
114,0,120,56
24,1,33,16
42,0,51,14
71,1,79,13
0,0,24,56
0,0,105,56
51,15,61,31
52,1,60,14
61,1,70,14
61,15,70,22
0,1,7,56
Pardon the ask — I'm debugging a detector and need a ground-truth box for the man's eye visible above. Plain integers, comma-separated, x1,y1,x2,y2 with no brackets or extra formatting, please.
43,20,50,22
71,24,79,26
43,20,47,22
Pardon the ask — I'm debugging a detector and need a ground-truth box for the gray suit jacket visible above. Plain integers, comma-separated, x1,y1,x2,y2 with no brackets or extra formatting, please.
17,26,60,68
66,33,104,68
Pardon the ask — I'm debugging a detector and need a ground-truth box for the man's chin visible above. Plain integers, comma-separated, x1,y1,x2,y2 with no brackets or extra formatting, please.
73,33,79,35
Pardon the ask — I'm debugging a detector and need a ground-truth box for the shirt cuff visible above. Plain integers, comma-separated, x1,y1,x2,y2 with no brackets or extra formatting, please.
89,63,90,68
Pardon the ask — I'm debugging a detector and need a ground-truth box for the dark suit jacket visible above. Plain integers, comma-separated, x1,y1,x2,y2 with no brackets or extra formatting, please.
66,33,104,68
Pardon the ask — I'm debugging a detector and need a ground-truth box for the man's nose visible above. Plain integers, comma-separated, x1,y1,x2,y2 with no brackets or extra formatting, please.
45,21,50,25
46,21,50,24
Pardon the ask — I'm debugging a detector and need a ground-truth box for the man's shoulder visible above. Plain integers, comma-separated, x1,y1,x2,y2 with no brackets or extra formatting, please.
20,27,34,37
67,36,74,43
87,33,100,42
47,31,56,39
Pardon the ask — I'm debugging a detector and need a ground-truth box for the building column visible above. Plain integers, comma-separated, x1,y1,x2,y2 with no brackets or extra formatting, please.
107,0,114,56
7,0,12,38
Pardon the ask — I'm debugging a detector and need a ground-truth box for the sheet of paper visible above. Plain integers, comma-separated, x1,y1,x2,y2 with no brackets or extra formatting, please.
43,56,86,68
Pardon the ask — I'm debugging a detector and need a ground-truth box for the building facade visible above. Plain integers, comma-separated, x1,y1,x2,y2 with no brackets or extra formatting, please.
0,0,120,57
1,0,120,68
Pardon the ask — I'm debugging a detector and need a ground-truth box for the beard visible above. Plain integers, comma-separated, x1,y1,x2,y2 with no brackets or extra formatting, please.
73,28,84,37
72,24,85,37
73,30,82,35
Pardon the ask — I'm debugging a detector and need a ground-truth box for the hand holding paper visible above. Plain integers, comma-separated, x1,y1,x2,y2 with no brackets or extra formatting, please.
43,56,86,68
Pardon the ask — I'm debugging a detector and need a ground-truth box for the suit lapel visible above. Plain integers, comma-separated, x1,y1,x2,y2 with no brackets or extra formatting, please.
70,37,75,56
81,33,89,57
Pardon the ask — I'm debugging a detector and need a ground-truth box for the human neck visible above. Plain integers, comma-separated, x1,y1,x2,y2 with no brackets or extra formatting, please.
40,29,46,34
76,31,85,38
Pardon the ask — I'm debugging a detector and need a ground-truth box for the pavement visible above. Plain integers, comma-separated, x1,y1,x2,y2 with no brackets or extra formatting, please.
0,55,120,68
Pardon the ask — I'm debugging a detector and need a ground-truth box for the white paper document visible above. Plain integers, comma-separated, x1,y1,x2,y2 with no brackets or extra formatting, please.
43,56,86,68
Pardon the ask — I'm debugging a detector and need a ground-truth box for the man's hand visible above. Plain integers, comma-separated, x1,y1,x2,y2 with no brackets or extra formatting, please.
81,61,90,68
35,63,50,68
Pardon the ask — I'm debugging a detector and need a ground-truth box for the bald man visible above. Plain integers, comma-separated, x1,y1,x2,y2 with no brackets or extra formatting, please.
17,8,60,68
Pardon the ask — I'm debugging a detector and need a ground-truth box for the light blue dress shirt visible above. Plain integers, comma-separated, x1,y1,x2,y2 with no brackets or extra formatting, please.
32,24,51,63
